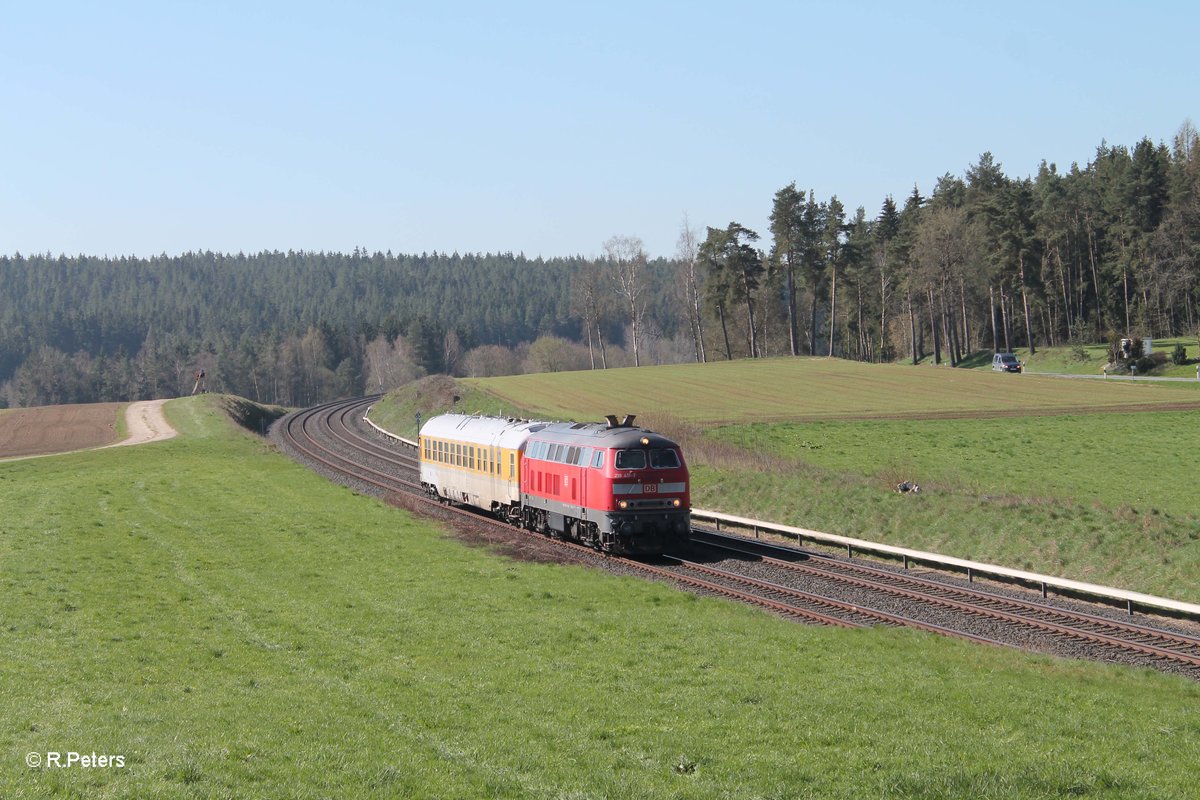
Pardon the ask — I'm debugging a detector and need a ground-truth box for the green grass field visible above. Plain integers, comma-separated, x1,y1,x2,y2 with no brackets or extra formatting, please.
374,358,1200,600
3,395,1200,798
702,413,1200,600
476,356,1200,423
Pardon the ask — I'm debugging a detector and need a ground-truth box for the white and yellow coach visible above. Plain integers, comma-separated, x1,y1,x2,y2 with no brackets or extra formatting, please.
418,413,547,523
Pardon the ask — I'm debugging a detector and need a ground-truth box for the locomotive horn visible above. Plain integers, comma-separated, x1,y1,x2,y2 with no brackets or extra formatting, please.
621,414,636,427
604,414,619,428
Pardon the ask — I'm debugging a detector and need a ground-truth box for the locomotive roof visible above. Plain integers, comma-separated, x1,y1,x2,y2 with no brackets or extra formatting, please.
531,421,679,450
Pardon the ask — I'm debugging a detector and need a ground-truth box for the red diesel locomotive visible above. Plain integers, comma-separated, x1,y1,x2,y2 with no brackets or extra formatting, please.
419,412,690,555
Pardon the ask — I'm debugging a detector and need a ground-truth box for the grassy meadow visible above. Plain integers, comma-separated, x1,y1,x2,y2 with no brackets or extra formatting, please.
476,356,1200,423
375,358,1200,600
706,410,1200,599
3,395,1200,797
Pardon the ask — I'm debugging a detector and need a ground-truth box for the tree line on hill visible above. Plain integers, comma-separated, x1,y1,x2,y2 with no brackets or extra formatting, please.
696,121,1200,368
2,123,1197,408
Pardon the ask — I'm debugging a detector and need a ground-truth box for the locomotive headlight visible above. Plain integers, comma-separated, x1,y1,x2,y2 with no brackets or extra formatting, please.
618,500,628,510
672,499,681,508
640,436,650,446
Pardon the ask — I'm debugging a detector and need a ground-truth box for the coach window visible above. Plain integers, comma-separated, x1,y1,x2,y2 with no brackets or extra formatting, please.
509,452,516,479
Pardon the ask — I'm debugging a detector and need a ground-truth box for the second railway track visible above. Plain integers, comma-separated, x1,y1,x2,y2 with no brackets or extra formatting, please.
275,397,1200,680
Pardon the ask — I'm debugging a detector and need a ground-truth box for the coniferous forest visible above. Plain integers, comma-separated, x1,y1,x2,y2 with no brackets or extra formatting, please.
3,124,1198,408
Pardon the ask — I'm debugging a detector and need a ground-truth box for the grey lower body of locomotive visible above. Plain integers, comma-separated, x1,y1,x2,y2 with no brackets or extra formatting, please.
521,492,689,555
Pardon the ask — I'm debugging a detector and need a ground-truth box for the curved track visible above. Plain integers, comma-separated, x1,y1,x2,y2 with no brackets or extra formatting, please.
275,397,1200,679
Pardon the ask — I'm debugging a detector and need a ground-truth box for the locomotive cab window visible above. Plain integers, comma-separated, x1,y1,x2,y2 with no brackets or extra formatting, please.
592,450,604,468
650,448,681,469
615,449,646,470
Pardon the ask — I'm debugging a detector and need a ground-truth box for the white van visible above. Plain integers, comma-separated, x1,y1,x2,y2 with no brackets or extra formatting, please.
992,353,1022,373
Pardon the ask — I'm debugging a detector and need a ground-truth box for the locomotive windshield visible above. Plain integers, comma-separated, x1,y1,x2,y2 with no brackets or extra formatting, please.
649,448,681,468
615,448,681,470
615,449,646,470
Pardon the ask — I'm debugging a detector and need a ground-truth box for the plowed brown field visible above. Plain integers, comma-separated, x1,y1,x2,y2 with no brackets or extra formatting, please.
0,403,123,459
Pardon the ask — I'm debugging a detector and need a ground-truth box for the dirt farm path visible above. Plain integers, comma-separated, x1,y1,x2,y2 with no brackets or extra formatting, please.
106,399,177,449
0,400,177,462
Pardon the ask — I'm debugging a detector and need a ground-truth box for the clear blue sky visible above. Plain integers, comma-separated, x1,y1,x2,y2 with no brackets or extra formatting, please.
2,1,1195,260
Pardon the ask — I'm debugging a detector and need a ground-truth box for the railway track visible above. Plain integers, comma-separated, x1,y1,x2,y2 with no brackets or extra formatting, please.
274,396,1200,679
683,530,1200,671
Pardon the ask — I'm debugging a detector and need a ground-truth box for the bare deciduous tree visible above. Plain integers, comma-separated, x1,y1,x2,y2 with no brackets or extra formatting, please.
675,216,706,363
604,234,648,367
